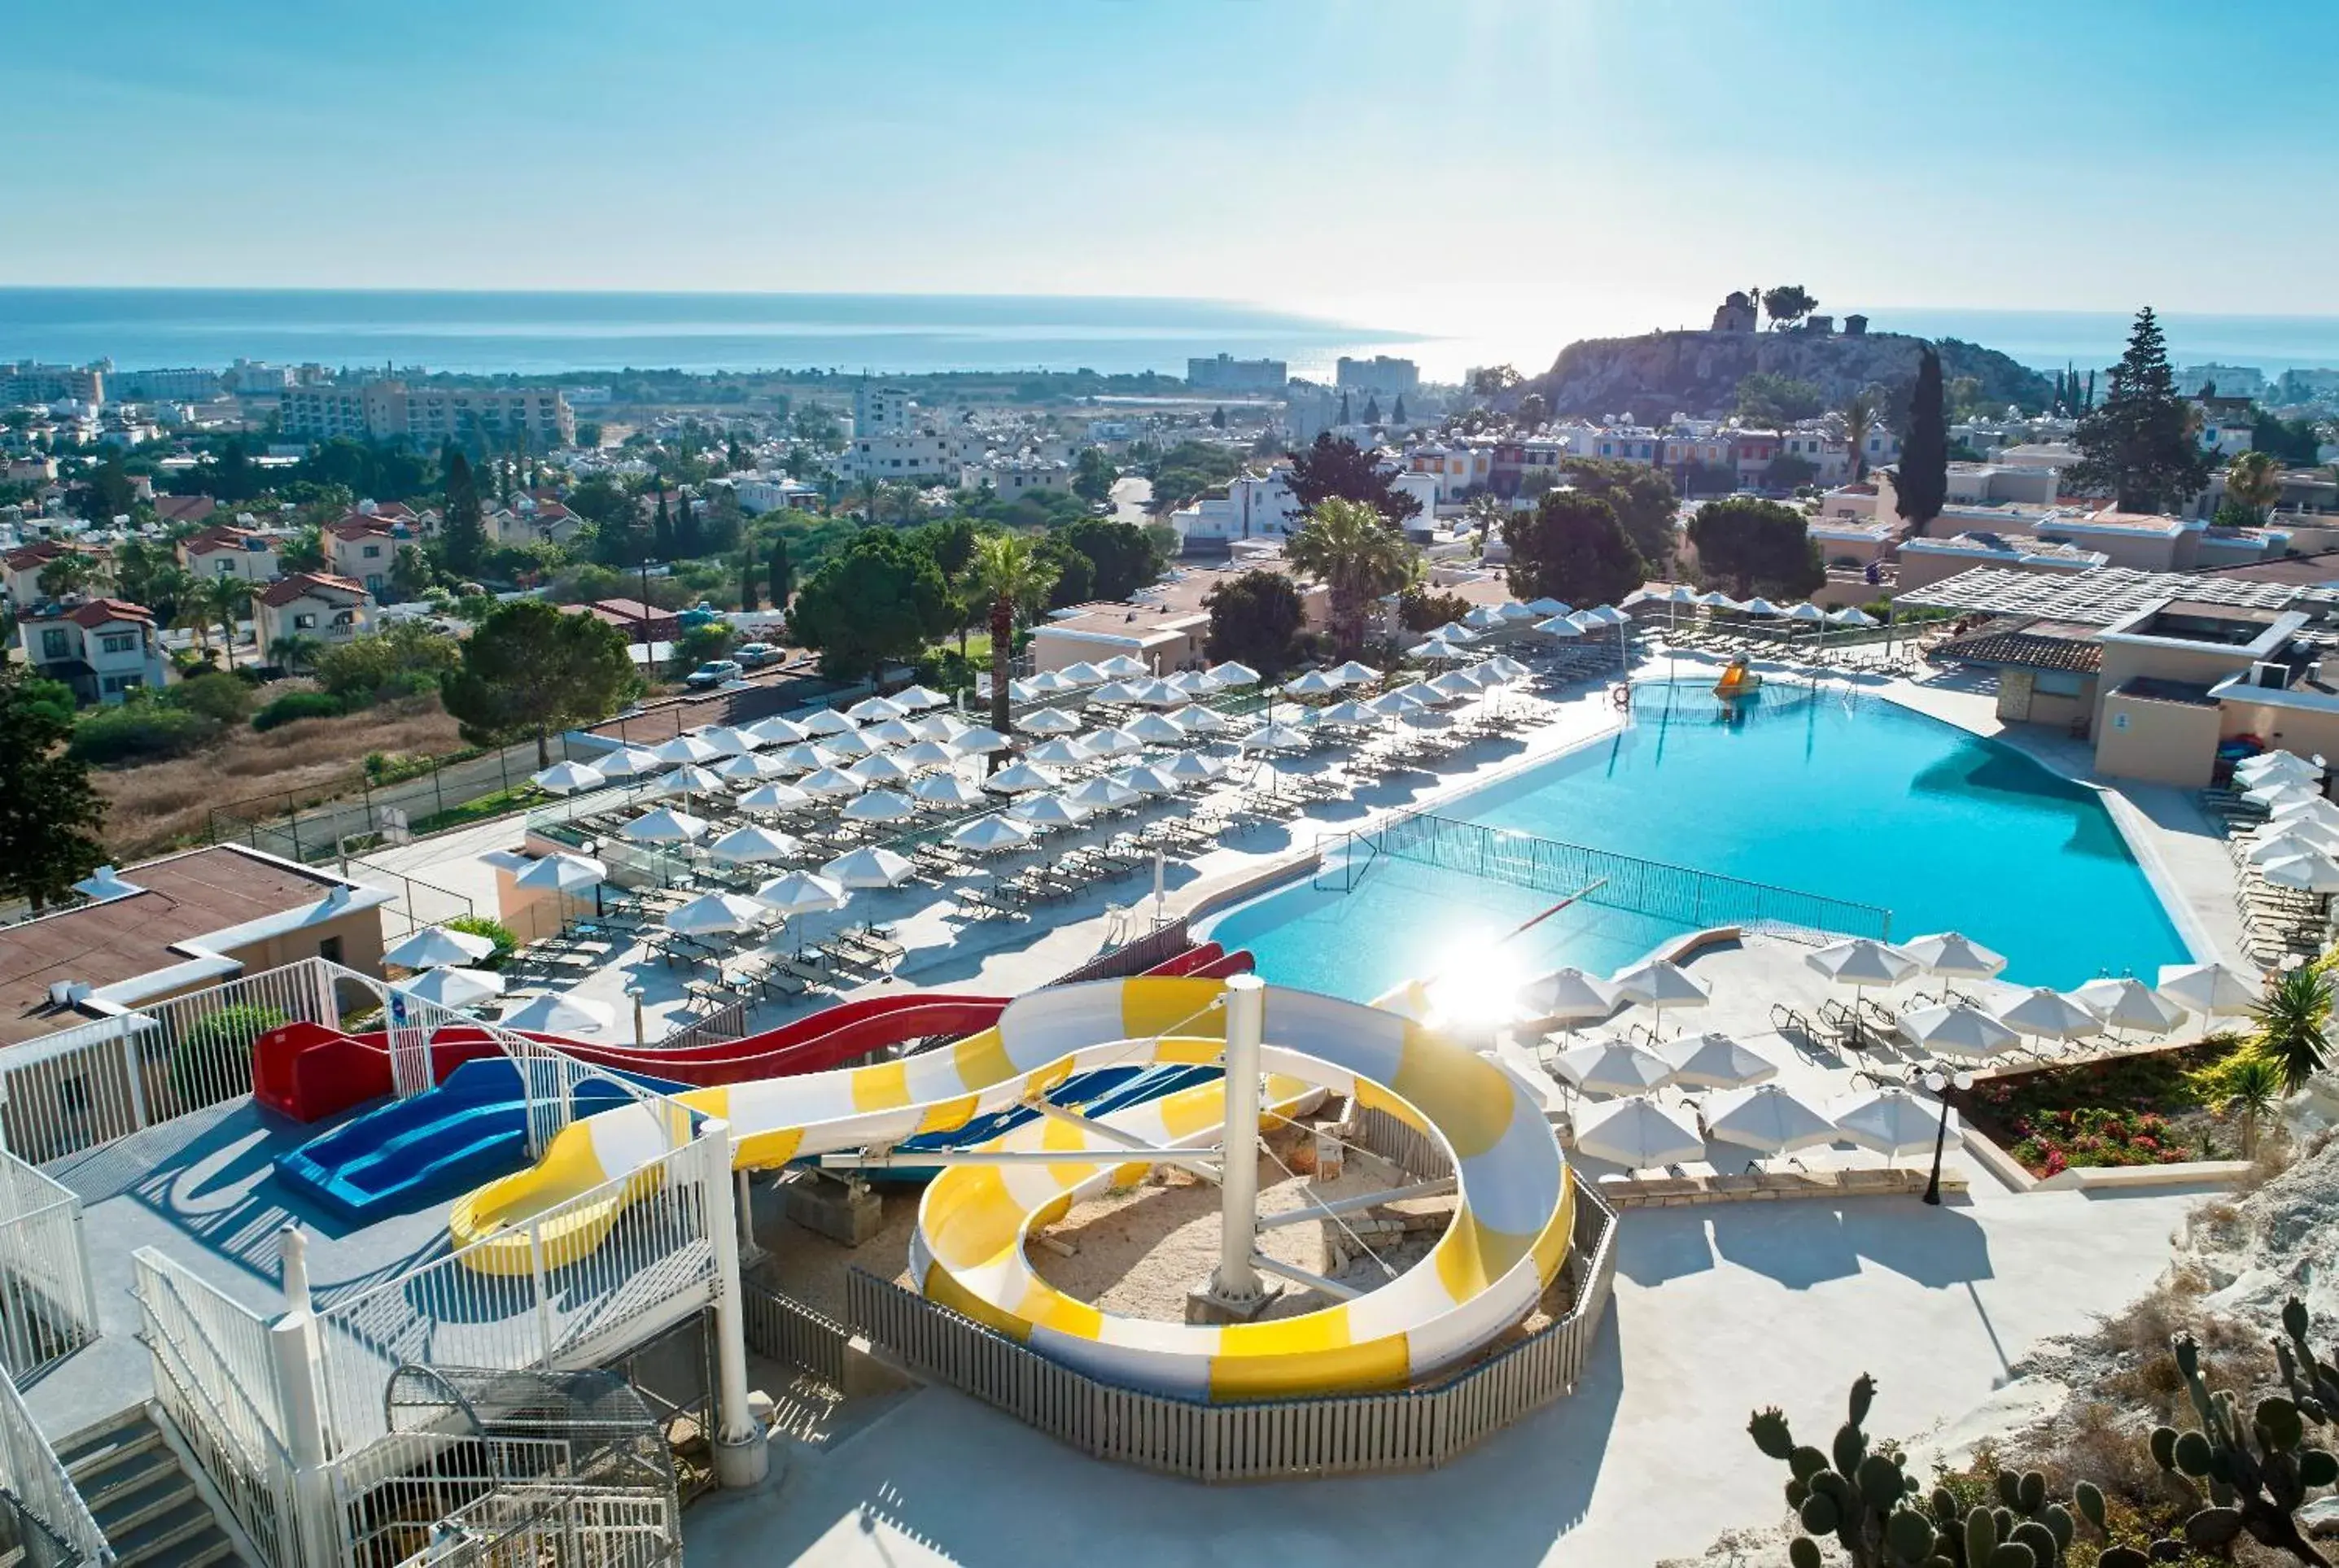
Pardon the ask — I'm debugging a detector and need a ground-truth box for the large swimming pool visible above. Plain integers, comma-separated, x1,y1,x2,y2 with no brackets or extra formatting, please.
1201,682,2193,999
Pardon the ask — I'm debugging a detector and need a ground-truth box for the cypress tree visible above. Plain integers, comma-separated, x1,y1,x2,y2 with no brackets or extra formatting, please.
652,488,673,556
1895,344,1948,535
442,450,487,574
739,552,759,611
2067,307,2213,513
767,537,793,606
674,491,702,557
1392,395,1407,426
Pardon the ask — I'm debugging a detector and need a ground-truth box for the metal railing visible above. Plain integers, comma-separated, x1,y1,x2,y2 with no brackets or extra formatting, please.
133,1250,296,1568
0,1151,98,1378
383,1485,678,1568
308,1129,724,1459
207,735,586,867
0,1365,110,1568
1362,811,1891,944
739,1282,849,1389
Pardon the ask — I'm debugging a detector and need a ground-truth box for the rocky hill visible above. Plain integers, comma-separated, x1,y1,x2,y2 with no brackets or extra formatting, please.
1532,327,2053,423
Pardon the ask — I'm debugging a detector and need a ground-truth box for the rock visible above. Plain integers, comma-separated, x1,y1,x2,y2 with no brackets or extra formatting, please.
1532,328,2050,423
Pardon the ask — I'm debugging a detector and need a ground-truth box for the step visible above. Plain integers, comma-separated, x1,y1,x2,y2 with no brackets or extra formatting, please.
55,1408,157,1474
90,1474,199,1543
103,1496,226,1568
154,1535,240,1568
68,1428,169,1494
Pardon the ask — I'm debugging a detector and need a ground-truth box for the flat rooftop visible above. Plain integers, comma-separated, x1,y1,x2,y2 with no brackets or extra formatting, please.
1898,565,2317,625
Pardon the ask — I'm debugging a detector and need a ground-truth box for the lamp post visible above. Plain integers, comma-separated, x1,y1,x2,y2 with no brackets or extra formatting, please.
1921,1068,1974,1205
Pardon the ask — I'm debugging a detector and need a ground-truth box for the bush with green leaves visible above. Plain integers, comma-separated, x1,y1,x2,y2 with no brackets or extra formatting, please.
167,670,256,725
169,1003,287,1107
69,699,221,764
444,915,518,969
251,690,348,731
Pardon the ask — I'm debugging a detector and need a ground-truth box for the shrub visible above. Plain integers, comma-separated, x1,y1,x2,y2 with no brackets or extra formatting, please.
168,671,256,725
169,1002,286,1107
444,915,518,969
70,701,222,764
252,691,347,731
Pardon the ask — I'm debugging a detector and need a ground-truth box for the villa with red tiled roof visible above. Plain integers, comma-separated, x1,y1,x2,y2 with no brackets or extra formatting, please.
177,523,280,583
15,596,168,705
1,538,110,608
256,571,374,658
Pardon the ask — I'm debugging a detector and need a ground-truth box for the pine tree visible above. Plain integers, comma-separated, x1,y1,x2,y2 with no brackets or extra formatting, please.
1337,391,1351,426
1392,395,1407,426
1895,344,1948,535
767,537,793,607
1363,395,1381,425
674,491,702,557
441,450,486,574
0,668,107,911
652,488,674,557
2067,307,2213,513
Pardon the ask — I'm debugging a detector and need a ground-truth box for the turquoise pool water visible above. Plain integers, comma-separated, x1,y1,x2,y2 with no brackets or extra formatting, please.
1201,683,2193,999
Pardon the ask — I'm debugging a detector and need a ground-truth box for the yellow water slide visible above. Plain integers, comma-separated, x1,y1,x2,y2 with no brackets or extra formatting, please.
448,977,1572,1400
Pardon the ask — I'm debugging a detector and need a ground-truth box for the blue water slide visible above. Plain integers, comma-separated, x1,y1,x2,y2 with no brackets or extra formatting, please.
863,1062,1223,1186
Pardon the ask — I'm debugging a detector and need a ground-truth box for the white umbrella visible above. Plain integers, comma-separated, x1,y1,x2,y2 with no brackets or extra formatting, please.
664,891,772,936
1521,967,1615,1024
2073,976,2188,1039
1805,938,1920,1017
986,759,1062,793
1283,669,1344,697
706,823,804,864
1409,639,1473,663
911,773,987,808
1167,669,1224,697
514,852,606,893
862,717,922,749
392,966,502,1011
1462,604,1509,631
531,759,608,795
1609,958,1711,1036
842,788,916,823
1065,775,1140,810
950,726,1013,755
951,815,1036,854
1551,1038,1677,1098
1008,677,1051,704
2245,826,2339,866
1329,660,1379,686
2269,797,2339,832
2260,850,2339,892
893,740,960,771
2245,779,2324,810
713,751,789,782
1661,1032,1778,1090
1008,793,1092,828
1830,1087,1950,1160
498,992,614,1034
1317,700,1384,730
1428,622,1480,644
913,711,970,741
1899,1002,2023,1061
1534,615,1581,639
1082,727,1142,758
1019,707,1083,736
1031,669,1082,694
1088,679,1142,705
1585,605,1633,627
801,710,859,736
2156,960,2260,1018
1400,708,1456,732
2235,751,2323,785
846,753,913,785
1825,605,1878,627
846,695,906,723
771,742,841,774
1524,598,1572,618
1156,751,1222,785
1498,601,1540,622
1426,670,1480,700
697,725,765,756
1738,597,1783,618
745,715,807,746
1784,602,1828,624
385,926,496,970
821,846,916,889
820,729,876,760
796,767,865,798
1704,1083,1838,1155
1057,662,1108,688
1572,1097,1706,1170
754,870,847,916
659,763,726,798
890,684,950,710
1696,591,1741,610
1175,705,1232,736
654,733,724,767
1483,654,1531,681
1206,661,1261,687
592,744,667,779
1900,932,2008,981
737,781,812,814
1999,988,2104,1048
1121,710,1190,745
1127,677,1187,708
1097,654,1151,679
1240,722,1311,752
623,806,708,843
1117,764,1184,796
1024,736,1095,766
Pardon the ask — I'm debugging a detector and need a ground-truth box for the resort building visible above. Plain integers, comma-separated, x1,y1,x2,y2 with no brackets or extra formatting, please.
1168,470,1304,552
728,474,822,513
960,452,1072,497
1187,353,1288,393
1030,561,1328,674
278,382,576,447
846,430,964,484
14,596,170,705
1334,355,1420,395
256,571,374,657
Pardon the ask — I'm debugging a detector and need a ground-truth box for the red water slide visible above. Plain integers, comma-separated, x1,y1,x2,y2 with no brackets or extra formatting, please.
256,942,1249,1122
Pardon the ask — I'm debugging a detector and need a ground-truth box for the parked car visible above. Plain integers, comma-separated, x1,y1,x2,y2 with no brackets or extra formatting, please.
684,659,743,690
733,642,780,667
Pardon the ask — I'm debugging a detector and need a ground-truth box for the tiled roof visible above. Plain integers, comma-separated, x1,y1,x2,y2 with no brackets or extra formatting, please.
258,572,368,607
63,597,155,628
1932,627,2102,675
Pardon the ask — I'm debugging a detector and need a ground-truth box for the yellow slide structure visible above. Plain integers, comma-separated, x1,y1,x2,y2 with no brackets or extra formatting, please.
449,977,1572,1400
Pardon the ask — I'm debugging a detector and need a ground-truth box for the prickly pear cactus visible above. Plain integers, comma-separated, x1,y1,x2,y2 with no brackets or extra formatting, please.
2149,1323,2339,1566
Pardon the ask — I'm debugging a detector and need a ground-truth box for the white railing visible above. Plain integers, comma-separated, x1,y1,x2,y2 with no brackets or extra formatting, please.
132,1250,297,1568
2,958,365,1166
309,1129,723,1459
0,1149,98,1378
330,1432,599,1568
387,1486,678,1568
0,1364,110,1568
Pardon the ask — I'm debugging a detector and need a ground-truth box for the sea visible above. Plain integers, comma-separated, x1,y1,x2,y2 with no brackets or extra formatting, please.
2,288,2335,385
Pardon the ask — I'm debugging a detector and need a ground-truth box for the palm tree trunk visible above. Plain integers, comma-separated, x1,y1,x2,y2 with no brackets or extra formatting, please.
536,728,551,769
219,616,236,670
987,594,1013,774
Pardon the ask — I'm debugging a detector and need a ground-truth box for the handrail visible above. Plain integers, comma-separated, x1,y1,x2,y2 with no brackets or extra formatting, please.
0,1364,110,1568
135,1263,291,1471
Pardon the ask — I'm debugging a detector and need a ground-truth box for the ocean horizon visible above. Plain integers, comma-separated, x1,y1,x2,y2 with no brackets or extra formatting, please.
2,287,2336,386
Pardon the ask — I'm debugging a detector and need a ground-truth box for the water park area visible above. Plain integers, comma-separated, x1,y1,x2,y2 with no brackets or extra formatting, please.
2,594,2332,1568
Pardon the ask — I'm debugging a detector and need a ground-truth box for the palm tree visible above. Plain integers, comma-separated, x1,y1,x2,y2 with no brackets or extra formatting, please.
270,633,326,676
2249,964,2330,1094
34,552,100,602
1286,498,1420,657
967,533,1058,768
1463,495,1508,559
2225,450,2284,522
203,575,253,670
1839,388,1879,482
2217,1052,2285,1160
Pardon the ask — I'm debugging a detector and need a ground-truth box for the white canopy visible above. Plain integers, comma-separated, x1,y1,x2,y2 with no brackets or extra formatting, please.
1096,655,1152,679
1283,669,1344,697
1121,711,1191,745
1826,605,1878,627
910,773,987,808
1117,764,1184,796
1534,616,1582,639
1174,705,1232,736
890,684,950,711
593,744,667,778
1784,602,1828,623
1330,661,1380,685
1999,987,2104,1042
385,926,496,970
1065,775,1140,810
697,726,764,756
654,733,724,766
1550,1038,1676,1098
1738,597,1783,618
1316,700,1384,730
2236,750,2324,785
1168,669,1223,696
1206,661,1261,687
1056,662,1108,687
1520,967,1615,1022
1524,598,1572,618
621,806,708,843
745,715,807,746
771,742,841,774
1239,723,1312,752
1023,736,1094,766
1660,1032,1778,1090
1409,639,1473,663
736,781,812,814
714,751,789,782
1008,794,1091,828
1572,1097,1705,1170
753,870,848,915
1805,938,1920,990
950,726,1013,754
1609,958,1711,1011
1898,1002,2022,1060
846,696,906,723
842,788,917,823
2155,960,2261,1017
1156,751,1222,784
985,759,1062,793
1830,1087,1949,1159
531,760,607,795
706,824,804,864
1900,931,2008,980
391,966,502,1011
796,767,866,798
659,763,726,797
800,710,859,736
513,852,606,893
862,718,922,749
2260,850,2339,892
1703,1083,1838,1154
820,845,916,888
892,740,960,771
1696,591,1741,610
664,890,772,936
819,729,876,760
951,815,1036,854
497,992,614,1035
2072,976,2188,1037
1082,727,1142,758
1019,707,1084,736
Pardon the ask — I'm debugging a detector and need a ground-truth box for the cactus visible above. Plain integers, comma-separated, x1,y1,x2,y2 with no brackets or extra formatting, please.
2277,1295,2339,1427
2150,1324,2338,1566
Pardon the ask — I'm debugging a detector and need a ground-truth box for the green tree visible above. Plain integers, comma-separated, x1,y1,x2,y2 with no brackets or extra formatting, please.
1839,387,1879,482
1397,586,1473,633
35,552,101,601
1760,283,1817,330
767,535,793,606
2217,1051,2285,1160
1287,497,1420,657
1558,457,1680,566
2249,963,2329,1094
1733,372,1826,426
652,487,674,557
1895,344,1948,535
2068,307,2214,513
1502,491,1645,608
171,1003,286,1107
1037,535,1095,607
0,666,107,911
1202,569,1305,676
203,575,253,669
789,531,955,685
111,538,173,608
674,491,703,557
667,621,734,677
737,552,759,612
2252,410,2324,467
1072,447,1119,504
1688,496,1824,599
1464,494,1508,556
441,450,487,575
280,525,326,574
439,601,639,767
74,460,138,523
1284,433,1423,526
2224,450,2284,522
965,532,1059,753
1054,517,1165,601
1391,395,1407,426
1210,405,1226,430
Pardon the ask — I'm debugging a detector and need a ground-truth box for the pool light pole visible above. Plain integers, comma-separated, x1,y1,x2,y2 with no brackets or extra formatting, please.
1921,1068,1974,1205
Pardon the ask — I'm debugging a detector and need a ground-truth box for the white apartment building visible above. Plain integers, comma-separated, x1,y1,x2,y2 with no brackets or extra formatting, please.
1168,471,1303,550
852,385,914,436
849,430,964,484
729,474,822,514
1336,356,1420,396
278,382,576,447
962,454,1071,497
178,526,280,583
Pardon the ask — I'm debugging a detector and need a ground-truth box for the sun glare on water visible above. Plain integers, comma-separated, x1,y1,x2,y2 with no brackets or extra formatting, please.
1420,943,1531,1033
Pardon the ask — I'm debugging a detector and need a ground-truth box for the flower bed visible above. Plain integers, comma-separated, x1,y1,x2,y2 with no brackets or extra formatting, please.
1948,1041,2236,1177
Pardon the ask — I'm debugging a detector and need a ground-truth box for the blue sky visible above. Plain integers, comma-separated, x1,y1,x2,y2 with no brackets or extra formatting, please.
4,0,2329,343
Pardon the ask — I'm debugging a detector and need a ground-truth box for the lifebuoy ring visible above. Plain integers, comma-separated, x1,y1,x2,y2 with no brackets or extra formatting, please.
1610,684,1633,710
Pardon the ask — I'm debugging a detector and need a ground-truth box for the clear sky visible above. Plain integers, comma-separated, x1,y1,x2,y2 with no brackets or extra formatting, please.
6,0,2329,346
